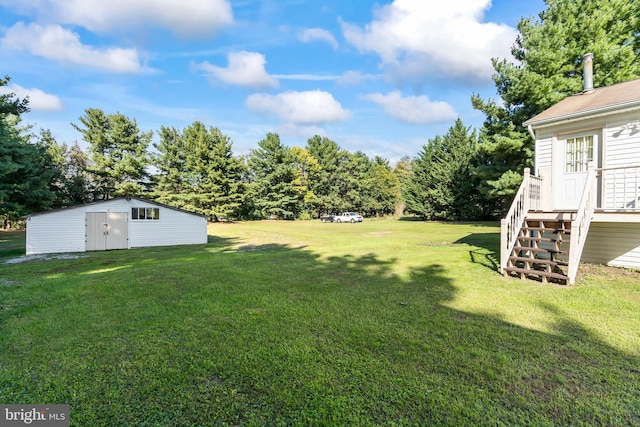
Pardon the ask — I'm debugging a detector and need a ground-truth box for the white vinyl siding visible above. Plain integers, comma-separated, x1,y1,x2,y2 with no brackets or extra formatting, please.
26,198,207,255
605,116,640,168
581,222,640,268
600,116,640,210
26,207,87,255
127,203,207,248
534,131,553,173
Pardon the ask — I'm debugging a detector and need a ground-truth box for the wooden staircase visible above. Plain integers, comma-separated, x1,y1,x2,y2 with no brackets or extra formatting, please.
503,216,572,284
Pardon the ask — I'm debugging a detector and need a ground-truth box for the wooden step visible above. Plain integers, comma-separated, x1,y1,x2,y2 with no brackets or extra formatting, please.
513,245,568,255
503,266,569,282
509,256,568,267
517,236,565,244
521,226,571,234
507,213,575,285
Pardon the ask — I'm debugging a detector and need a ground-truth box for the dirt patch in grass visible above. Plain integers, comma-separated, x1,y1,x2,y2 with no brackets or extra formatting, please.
4,254,88,264
364,231,393,237
579,263,640,280
421,241,453,247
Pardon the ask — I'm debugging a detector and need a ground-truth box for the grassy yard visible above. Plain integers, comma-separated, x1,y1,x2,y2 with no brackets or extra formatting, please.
1,220,639,426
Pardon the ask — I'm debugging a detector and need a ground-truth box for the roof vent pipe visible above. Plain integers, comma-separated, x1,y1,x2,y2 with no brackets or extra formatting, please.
582,53,594,93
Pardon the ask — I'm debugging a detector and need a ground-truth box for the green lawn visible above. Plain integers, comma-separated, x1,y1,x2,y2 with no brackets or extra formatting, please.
1,220,639,426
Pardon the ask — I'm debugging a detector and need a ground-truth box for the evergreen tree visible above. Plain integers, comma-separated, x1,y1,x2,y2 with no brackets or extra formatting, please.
0,77,56,226
305,135,345,215
337,151,371,214
247,133,298,219
38,129,68,208
405,119,482,220
472,0,640,216
72,109,152,199
152,126,190,209
152,122,245,220
183,122,245,221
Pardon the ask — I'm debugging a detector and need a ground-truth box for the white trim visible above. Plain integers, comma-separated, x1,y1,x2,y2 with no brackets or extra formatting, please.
525,101,640,129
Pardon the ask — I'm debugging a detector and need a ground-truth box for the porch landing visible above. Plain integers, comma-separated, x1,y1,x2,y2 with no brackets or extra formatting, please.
528,211,640,223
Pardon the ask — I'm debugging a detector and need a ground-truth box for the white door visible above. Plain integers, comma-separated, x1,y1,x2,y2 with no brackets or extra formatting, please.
553,133,598,211
86,212,128,251
106,212,128,250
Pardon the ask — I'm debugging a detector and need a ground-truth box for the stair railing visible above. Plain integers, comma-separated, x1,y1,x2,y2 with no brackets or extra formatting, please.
567,162,597,284
501,168,533,274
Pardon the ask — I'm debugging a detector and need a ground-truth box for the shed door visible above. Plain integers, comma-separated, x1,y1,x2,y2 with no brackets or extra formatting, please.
86,212,128,251
553,132,599,211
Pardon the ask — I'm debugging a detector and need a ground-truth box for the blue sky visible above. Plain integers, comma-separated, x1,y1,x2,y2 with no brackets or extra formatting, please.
0,0,545,163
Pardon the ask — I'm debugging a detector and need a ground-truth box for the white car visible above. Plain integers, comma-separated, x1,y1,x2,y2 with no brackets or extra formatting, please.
334,212,363,223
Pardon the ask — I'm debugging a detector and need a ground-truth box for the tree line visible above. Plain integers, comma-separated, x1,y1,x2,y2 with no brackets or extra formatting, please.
1,100,409,224
2,0,639,226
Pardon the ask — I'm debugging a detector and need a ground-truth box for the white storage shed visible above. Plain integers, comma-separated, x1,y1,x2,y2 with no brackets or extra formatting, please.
26,197,208,255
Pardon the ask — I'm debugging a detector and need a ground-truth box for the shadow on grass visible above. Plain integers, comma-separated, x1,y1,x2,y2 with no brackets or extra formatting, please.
455,232,500,272
0,230,26,262
0,235,638,426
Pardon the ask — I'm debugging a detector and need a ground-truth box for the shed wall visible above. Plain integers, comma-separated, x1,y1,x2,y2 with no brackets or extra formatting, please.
26,198,207,255
26,207,87,255
127,200,208,248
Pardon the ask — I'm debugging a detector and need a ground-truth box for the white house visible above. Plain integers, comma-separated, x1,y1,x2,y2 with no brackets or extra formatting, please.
501,53,640,284
26,197,208,255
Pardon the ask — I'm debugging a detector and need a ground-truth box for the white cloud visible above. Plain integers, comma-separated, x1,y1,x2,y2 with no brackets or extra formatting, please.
0,83,63,111
1,22,142,73
198,51,278,89
245,90,351,124
278,123,327,140
272,74,340,81
336,71,379,85
362,91,457,124
341,0,517,83
298,28,339,50
0,0,233,38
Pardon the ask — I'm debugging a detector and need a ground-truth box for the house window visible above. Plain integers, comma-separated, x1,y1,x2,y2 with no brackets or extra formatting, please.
565,135,593,173
131,207,160,220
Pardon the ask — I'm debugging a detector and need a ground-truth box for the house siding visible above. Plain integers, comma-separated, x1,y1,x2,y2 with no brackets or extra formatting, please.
597,114,640,210
582,222,640,268
604,112,640,168
534,130,554,172
26,198,207,255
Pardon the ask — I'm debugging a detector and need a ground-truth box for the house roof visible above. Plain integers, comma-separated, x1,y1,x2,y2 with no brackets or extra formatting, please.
524,78,640,127
27,196,206,218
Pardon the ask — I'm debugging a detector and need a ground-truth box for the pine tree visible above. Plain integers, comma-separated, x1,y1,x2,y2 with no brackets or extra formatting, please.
0,77,56,225
404,119,482,220
247,133,298,219
153,122,244,220
305,135,346,215
72,109,152,199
